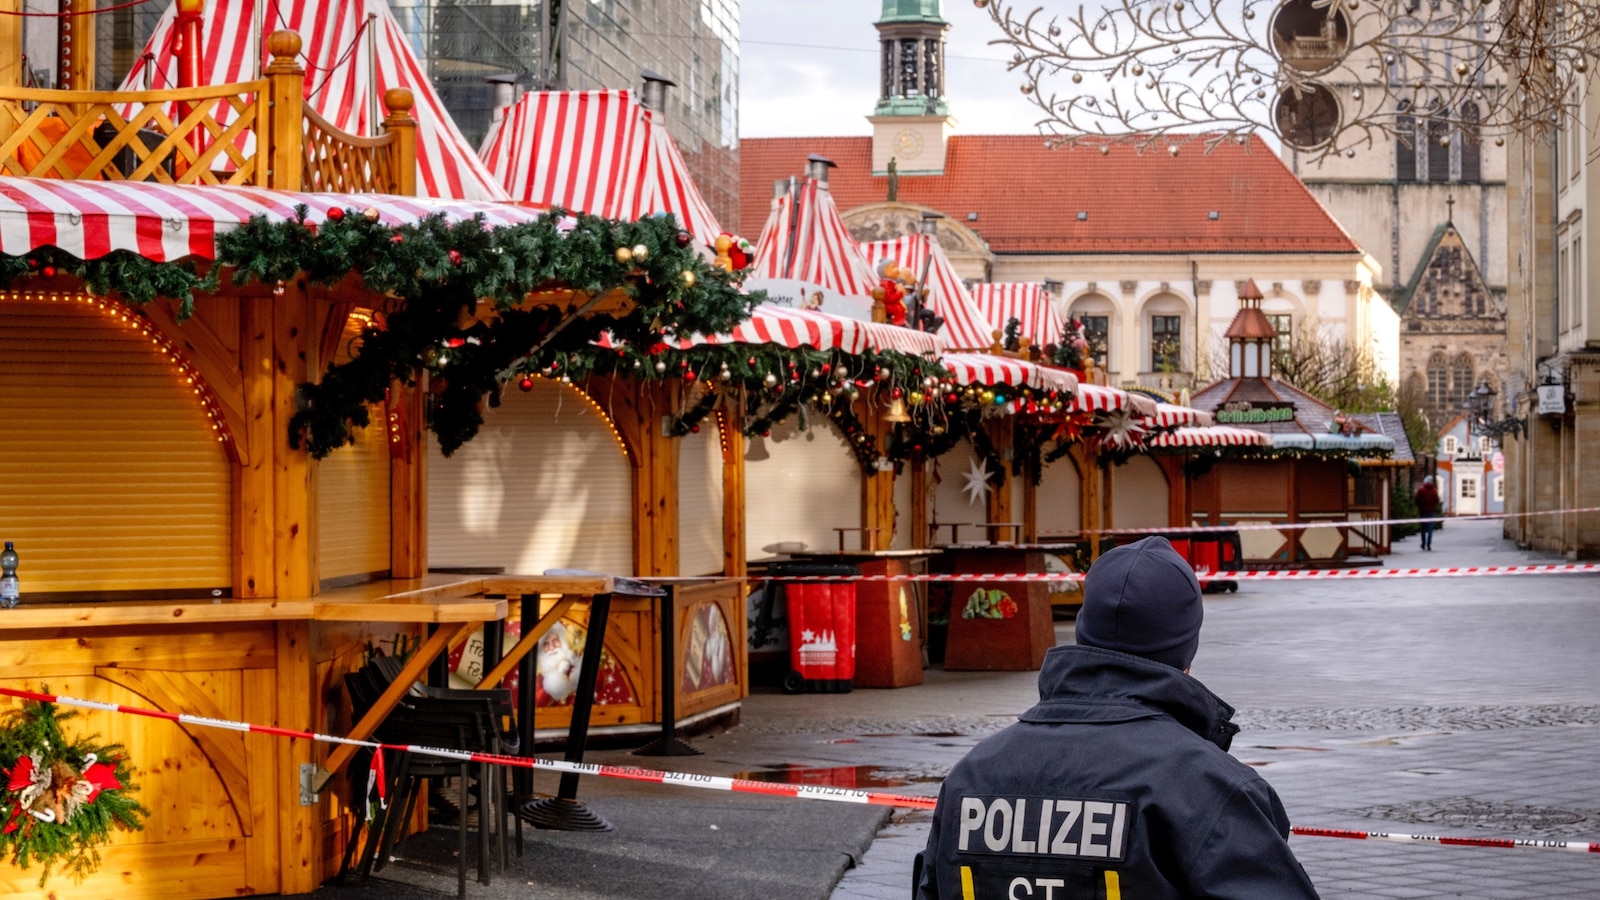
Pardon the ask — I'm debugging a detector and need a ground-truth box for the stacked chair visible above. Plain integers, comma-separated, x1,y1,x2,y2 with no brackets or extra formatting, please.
338,656,522,899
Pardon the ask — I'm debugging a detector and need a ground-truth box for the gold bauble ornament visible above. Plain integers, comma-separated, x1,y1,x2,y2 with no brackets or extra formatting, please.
615,246,634,263
681,270,696,287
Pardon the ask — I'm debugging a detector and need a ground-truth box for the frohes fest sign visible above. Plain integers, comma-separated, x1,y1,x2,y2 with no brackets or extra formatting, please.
1215,400,1297,425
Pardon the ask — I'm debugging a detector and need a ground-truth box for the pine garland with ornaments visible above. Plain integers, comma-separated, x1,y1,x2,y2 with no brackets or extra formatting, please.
0,698,147,888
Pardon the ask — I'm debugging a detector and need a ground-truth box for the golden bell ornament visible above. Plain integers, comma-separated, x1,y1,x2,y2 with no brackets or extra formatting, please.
885,398,911,423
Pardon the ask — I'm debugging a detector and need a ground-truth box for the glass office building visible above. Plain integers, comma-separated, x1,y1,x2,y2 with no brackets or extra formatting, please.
87,0,741,226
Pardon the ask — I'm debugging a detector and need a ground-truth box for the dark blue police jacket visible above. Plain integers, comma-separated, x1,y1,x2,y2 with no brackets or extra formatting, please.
913,645,1321,899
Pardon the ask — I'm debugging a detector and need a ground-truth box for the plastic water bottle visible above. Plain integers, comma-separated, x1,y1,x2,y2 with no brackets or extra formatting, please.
0,541,17,608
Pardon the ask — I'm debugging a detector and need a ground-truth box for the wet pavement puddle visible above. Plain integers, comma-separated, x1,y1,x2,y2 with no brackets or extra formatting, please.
734,763,945,788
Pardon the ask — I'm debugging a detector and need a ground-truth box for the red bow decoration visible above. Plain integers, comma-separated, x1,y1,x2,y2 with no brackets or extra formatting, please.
79,761,121,804
4,754,33,792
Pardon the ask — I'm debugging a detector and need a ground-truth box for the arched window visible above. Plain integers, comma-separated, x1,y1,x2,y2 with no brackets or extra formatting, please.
1427,117,1451,182
1068,293,1115,371
1396,114,1417,182
1448,353,1475,416
1425,352,1449,418
1460,102,1481,183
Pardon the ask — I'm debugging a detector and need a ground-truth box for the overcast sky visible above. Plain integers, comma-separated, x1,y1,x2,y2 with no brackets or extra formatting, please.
738,0,1044,139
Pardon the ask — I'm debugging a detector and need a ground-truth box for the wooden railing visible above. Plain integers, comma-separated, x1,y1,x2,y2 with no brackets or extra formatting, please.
0,30,415,196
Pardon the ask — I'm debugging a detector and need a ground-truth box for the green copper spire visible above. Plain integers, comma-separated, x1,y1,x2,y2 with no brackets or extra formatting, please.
879,0,946,25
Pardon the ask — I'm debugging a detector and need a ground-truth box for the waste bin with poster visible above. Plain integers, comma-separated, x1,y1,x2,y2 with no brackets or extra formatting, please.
764,562,858,693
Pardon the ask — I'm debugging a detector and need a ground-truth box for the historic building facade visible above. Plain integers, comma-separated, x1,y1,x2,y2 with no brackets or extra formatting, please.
740,1,1394,396
1280,14,1508,436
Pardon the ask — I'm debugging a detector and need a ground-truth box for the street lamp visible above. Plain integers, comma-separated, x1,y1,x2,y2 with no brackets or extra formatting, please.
1461,381,1526,445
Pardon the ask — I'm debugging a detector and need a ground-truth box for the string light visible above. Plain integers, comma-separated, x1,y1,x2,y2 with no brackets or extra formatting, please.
529,374,632,462
16,290,238,455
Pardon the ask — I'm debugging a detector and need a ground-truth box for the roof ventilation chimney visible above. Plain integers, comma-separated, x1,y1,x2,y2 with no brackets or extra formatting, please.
806,153,837,186
485,73,519,123
640,69,676,122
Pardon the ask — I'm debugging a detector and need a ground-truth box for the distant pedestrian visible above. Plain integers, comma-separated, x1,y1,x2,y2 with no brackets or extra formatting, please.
1415,476,1441,551
913,536,1320,900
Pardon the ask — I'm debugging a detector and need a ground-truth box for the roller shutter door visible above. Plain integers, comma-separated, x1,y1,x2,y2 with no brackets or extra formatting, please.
316,404,392,582
0,296,230,595
744,421,861,557
428,379,634,576
677,424,725,576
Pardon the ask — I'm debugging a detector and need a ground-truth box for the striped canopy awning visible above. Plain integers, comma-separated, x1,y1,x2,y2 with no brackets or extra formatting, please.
1147,426,1274,449
940,353,1078,393
679,304,939,356
1144,402,1216,428
1073,383,1131,413
968,282,1067,350
750,178,878,297
0,176,545,261
122,0,508,202
478,90,722,239
858,234,996,352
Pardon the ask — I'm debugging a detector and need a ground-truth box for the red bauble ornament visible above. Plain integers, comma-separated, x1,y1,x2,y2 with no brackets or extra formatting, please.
684,370,697,382
675,231,692,247
327,207,345,222
820,363,832,375
690,424,701,433
448,249,463,266
305,221,318,236
41,265,56,278
519,377,535,392
747,357,757,366
25,257,37,270
390,233,404,244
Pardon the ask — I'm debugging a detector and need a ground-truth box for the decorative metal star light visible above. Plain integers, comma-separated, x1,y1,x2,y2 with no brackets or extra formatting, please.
962,457,995,506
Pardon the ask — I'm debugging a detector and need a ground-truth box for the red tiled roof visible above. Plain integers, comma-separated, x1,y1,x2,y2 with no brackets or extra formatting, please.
1225,307,1279,340
738,135,1360,256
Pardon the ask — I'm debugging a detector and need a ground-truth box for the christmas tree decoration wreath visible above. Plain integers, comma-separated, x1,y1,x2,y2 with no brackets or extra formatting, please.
0,698,147,887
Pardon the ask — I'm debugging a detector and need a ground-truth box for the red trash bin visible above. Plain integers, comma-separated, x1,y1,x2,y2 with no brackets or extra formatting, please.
770,563,857,693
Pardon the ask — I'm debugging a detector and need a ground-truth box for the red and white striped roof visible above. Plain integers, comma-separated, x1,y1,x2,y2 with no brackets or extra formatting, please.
858,235,995,351
1144,402,1216,429
939,353,1079,394
968,282,1067,351
751,178,878,298
121,0,508,202
680,304,937,356
0,176,544,261
1146,426,1274,449
479,91,722,239
1073,383,1131,413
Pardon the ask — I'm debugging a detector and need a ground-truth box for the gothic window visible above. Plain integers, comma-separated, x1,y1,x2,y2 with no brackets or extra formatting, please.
1460,102,1481,184
1397,115,1417,182
1449,353,1475,416
1427,117,1451,182
1426,352,1449,421
1080,315,1109,365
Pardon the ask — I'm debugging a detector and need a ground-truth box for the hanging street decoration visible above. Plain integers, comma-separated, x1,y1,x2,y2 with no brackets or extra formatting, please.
0,699,147,888
961,456,996,506
976,0,1600,158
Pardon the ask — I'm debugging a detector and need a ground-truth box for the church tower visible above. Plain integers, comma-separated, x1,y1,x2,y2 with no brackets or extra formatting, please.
869,0,956,176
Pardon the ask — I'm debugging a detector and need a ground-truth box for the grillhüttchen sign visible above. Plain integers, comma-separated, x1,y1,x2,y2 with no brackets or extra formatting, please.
1214,401,1296,425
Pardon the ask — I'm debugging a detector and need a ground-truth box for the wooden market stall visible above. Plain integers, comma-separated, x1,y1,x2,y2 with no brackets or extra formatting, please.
0,23,773,899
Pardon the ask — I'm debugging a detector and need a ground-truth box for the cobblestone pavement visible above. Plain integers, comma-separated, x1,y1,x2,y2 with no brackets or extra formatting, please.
821,519,1600,899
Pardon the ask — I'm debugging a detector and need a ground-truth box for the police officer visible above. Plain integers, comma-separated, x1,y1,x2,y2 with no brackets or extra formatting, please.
913,536,1320,899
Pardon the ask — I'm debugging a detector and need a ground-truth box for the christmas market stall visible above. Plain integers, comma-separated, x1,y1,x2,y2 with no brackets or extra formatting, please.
1185,287,1396,564
0,28,770,898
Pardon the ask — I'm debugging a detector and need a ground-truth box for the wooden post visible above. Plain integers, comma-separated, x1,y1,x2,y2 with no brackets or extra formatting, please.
390,380,428,577
861,395,895,551
0,0,21,90
720,397,747,577
265,30,305,191
382,88,417,196
984,417,1013,540
60,0,95,92
274,620,317,893
237,296,276,598
910,454,929,549
273,279,316,598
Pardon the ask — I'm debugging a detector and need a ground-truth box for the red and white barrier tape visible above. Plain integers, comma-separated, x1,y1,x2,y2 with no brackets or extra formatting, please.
1,687,1595,854
757,563,1600,584
1086,504,1600,538
1291,826,1600,854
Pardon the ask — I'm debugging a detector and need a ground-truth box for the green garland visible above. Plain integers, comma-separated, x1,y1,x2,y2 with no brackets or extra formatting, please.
0,699,147,887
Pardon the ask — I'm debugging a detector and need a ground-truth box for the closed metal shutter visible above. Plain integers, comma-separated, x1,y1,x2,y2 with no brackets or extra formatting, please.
1111,455,1168,528
0,296,230,595
744,420,861,557
931,442,986,528
1037,455,1082,535
428,378,634,576
677,424,725,576
316,404,392,581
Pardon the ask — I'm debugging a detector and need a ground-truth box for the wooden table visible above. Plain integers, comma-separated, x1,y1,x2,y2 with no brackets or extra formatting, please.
928,521,1024,545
